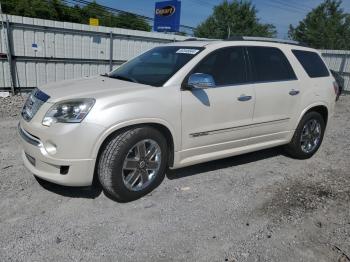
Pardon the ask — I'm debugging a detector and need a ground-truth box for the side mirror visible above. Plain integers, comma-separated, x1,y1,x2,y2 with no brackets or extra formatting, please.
187,73,216,89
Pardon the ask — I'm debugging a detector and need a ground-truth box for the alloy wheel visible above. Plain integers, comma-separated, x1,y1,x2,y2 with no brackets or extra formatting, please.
122,139,161,191
300,119,322,153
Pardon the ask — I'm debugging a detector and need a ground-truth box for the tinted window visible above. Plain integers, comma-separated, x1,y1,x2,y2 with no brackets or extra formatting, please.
109,46,203,87
192,47,247,86
292,50,330,78
247,46,297,82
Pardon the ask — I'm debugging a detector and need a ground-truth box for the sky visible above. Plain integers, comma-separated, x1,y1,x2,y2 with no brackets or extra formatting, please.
96,0,350,38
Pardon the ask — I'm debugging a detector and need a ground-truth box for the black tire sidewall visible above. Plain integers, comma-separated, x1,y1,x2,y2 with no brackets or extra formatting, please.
289,112,326,158
109,127,168,201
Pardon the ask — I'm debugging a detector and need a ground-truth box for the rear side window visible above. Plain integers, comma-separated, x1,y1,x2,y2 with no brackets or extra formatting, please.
192,47,247,86
292,50,330,78
247,46,297,82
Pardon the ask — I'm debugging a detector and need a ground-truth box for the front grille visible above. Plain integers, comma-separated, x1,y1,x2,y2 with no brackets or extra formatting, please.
21,88,50,122
18,124,42,147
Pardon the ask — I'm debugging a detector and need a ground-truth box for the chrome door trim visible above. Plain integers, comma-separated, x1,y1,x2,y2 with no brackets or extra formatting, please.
190,118,290,137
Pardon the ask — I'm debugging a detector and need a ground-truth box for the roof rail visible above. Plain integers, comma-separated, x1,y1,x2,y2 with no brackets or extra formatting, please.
184,37,199,41
226,36,308,47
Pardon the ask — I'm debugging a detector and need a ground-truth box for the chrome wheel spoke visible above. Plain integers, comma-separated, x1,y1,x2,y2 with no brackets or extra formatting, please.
122,139,162,191
126,170,141,187
300,119,322,153
137,142,147,158
313,125,320,137
301,134,308,143
147,161,159,170
146,145,158,161
124,159,139,170
309,120,315,132
140,169,149,184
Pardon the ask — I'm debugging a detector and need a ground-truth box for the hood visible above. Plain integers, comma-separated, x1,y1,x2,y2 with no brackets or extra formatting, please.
40,76,154,103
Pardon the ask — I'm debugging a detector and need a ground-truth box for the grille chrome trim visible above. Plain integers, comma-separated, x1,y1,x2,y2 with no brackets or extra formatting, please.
18,124,42,147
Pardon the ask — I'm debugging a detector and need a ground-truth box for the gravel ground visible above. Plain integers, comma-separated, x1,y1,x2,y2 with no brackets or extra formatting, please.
0,94,349,262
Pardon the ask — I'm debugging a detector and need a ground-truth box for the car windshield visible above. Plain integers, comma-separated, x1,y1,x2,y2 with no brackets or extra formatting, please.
108,46,204,87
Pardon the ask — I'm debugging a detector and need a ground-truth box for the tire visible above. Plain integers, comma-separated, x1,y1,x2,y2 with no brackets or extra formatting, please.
284,111,326,159
97,126,168,202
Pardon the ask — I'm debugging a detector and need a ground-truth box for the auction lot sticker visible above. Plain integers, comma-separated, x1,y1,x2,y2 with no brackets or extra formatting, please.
176,49,200,55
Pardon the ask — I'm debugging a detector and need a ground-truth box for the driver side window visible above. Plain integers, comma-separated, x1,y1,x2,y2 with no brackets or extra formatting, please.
193,47,247,86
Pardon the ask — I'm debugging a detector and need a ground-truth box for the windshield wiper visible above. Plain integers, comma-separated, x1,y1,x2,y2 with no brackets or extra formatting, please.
108,74,138,83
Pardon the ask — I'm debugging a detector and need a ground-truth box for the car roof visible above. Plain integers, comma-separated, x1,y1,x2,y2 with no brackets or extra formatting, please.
164,38,317,52
164,40,218,47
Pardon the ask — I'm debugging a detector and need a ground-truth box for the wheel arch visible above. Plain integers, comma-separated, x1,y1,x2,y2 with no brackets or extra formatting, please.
93,119,177,170
297,103,329,127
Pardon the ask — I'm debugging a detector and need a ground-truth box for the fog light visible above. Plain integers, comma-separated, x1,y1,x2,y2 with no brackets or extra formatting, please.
44,141,57,155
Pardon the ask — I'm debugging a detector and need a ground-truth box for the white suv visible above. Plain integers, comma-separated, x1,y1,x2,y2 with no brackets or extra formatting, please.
19,37,337,201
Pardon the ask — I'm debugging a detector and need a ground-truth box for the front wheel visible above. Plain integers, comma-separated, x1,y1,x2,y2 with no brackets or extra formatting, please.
97,126,168,202
285,111,326,159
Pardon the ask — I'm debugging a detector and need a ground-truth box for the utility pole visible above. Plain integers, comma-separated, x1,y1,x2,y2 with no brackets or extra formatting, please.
0,3,15,95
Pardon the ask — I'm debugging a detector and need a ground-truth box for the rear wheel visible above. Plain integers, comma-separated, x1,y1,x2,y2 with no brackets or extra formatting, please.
285,111,325,159
97,126,168,201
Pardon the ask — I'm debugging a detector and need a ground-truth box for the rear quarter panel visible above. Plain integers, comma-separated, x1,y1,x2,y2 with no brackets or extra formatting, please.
285,47,335,130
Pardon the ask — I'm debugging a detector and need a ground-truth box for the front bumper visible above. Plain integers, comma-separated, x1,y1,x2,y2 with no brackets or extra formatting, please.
18,123,96,187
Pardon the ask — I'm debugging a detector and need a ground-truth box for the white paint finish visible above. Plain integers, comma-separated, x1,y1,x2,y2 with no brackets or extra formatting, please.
181,85,255,150
18,40,337,186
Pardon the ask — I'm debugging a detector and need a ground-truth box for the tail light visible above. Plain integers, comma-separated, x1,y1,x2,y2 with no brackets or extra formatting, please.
333,81,339,96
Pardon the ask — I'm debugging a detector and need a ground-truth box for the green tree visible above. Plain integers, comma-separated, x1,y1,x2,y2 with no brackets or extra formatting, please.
115,13,151,31
0,0,151,32
194,0,276,39
48,0,83,23
1,0,54,19
289,0,350,49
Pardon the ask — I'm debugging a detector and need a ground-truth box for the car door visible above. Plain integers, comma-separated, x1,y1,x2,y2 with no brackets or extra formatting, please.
246,46,301,138
181,46,255,156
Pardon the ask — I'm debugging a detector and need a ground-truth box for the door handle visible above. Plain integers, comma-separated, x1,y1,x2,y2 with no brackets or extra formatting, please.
237,95,252,102
289,90,300,96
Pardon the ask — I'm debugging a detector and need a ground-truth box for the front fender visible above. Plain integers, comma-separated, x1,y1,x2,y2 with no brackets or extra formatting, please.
91,118,178,159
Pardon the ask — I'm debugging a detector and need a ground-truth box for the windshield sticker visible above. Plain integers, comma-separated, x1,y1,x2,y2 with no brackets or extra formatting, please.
176,49,200,55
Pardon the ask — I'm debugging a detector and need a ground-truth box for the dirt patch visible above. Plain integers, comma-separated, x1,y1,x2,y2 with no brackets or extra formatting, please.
258,168,350,223
0,94,27,119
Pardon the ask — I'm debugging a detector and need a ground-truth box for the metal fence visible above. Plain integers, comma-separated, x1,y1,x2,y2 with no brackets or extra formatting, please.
1,15,350,93
320,49,350,92
0,15,187,92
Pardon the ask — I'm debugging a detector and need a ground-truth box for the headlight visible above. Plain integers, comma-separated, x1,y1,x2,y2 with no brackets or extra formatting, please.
42,98,95,126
